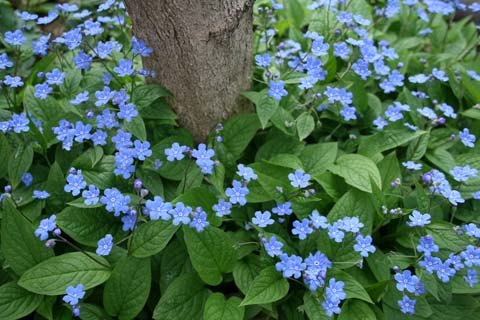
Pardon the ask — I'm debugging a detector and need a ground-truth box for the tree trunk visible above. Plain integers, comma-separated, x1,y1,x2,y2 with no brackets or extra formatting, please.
124,0,254,141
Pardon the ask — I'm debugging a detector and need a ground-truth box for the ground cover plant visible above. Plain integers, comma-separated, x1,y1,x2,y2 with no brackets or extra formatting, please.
1,0,480,319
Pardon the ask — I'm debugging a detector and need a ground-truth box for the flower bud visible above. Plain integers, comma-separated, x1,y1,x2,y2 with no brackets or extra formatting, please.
4,185,11,193
140,188,149,198
134,179,142,190
45,239,56,248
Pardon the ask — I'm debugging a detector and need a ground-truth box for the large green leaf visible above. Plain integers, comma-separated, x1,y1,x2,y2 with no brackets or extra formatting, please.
183,226,237,286
56,207,125,247
153,273,210,320
240,266,289,306
330,269,373,304
328,154,382,193
296,113,315,141
132,84,171,110
204,293,244,320
358,130,426,157
338,300,376,320
300,142,337,176
129,219,179,258
1,198,54,275
0,282,43,320
233,256,262,295
0,134,11,178
221,114,260,160
255,91,278,129
8,144,33,189
103,256,151,320
18,252,111,295
328,189,375,232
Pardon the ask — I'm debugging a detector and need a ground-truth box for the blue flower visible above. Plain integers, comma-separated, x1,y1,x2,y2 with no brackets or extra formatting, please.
398,295,415,315
338,216,364,232
461,245,480,268
63,284,85,306
132,37,153,57
91,130,108,146
73,50,92,70
272,202,292,216
17,11,39,21
394,270,419,293
164,143,188,161
213,199,232,217
45,68,65,86
83,20,103,36
70,91,89,105
10,113,30,133
419,255,442,274
121,212,137,231
292,218,313,240
0,53,13,69
64,170,87,196
236,164,257,182
33,190,50,199
275,254,306,278
417,107,437,120
34,215,56,240
325,86,353,106
340,105,357,121
438,103,457,119
100,188,130,216
322,298,341,317
310,210,328,229
353,235,376,257
192,144,215,174
189,208,209,232
262,236,284,257
436,261,456,283
288,169,310,188
402,161,422,171
82,185,100,205
133,140,152,161
333,42,351,60
225,180,249,205
145,196,172,220
74,121,92,143
95,86,114,107
311,36,329,56
432,68,448,82
21,173,33,187
327,223,345,242
4,30,27,46
409,73,430,83
96,234,113,256
268,80,288,101
373,116,388,130
252,211,274,228
465,269,478,288
118,103,138,122
37,10,59,25
459,128,476,148
4,75,24,88
114,59,134,77
450,165,478,182
255,53,274,67
326,278,346,303
407,210,431,227
55,28,82,50
417,235,439,256
170,202,192,226
96,109,119,129
34,83,53,99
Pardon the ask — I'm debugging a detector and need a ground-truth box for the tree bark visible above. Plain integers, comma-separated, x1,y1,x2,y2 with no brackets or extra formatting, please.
124,0,254,141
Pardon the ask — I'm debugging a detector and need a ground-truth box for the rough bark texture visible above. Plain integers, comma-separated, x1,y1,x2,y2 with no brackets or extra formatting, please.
124,0,254,141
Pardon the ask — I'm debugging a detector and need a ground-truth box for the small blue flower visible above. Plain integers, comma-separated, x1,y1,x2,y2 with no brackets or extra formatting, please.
327,223,344,243
96,234,113,256
34,83,52,99
192,144,215,174
114,59,134,77
100,188,130,216
394,270,420,293
292,218,313,240
255,53,274,67
133,140,152,161
63,284,85,306
436,261,456,283
311,36,329,56
34,215,56,240
340,105,357,121
465,269,478,288
95,86,114,107
310,210,328,229
64,169,87,196
164,143,188,162
4,30,27,46
189,208,209,232
275,254,305,279
82,185,100,205
459,128,476,148
145,196,172,220
10,113,30,133
402,161,422,171
213,199,232,217
236,164,258,182
417,235,439,256
73,50,92,70
0,53,13,69
272,202,292,216
4,75,24,88
21,173,33,187
432,68,448,82
450,165,478,182
132,37,153,57
262,236,284,257
33,190,50,199
70,91,89,105
45,68,66,86
118,103,138,122
268,80,288,101
170,202,192,226
252,211,274,228
225,180,249,206
407,210,431,227
398,295,416,315
288,169,310,188
353,235,376,257
326,278,346,303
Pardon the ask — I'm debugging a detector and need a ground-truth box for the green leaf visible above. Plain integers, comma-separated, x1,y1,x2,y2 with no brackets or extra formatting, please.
8,144,33,189
78,303,112,320
160,239,193,294
256,92,278,129
328,189,375,232
240,266,289,306
103,256,151,320
56,207,125,247
82,156,116,189
153,273,209,320
72,147,104,169
1,198,54,275
183,226,237,286
296,113,315,141
136,168,164,198
328,154,382,193
338,300,376,320
233,256,262,295
303,292,330,320
124,115,147,141
45,162,69,213
383,281,432,318
204,293,244,320
462,108,480,120
18,252,111,295
129,220,179,258
285,0,305,28
330,269,373,304
132,84,171,110
0,134,11,178
300,142,337,176
358,130,426,157
221,114,260,160
425,148,456,173
0,282,43,320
